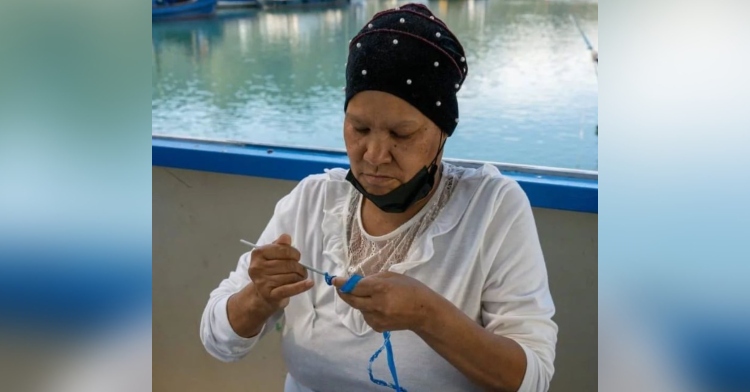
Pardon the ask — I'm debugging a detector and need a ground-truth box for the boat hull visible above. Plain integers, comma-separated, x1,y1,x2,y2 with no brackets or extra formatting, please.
260,0,349,8
153,0,218,22
217,0,260,7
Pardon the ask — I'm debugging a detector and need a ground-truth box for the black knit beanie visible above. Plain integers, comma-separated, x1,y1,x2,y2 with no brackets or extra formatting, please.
344,3,468,136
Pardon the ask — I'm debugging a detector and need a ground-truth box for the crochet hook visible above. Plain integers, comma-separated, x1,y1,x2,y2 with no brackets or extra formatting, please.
240,239,327,276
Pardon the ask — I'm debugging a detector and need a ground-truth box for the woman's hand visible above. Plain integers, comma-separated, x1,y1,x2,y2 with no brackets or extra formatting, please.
248,234,313,310
332,272,439,333
227,234,312,338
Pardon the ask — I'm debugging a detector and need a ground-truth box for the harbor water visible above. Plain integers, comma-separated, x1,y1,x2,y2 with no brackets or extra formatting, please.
152,0,598,170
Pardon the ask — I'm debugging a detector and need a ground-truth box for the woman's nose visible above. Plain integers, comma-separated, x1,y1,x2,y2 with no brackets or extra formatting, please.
362,135,392,167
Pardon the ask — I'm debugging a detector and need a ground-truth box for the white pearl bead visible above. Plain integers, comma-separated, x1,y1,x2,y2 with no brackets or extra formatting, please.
455,84,460,89
464,67,467,72
400,18,405,23
362,70,367,75
434,61,439,67
393,39,398,45
356,43,361,48
436,101,441,106
430,16,435,20
368,23,373,28
455,118,459,123
406,79,412,85
436,32,441,38
461,57,465,62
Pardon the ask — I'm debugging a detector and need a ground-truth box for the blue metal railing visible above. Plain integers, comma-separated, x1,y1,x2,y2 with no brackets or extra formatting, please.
152,135,598,214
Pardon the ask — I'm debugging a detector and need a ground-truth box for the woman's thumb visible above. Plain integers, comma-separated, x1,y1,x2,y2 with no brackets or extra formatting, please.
274,233,292,245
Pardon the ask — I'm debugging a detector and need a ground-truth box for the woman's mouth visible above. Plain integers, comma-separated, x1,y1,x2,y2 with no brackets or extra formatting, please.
362,174,395,186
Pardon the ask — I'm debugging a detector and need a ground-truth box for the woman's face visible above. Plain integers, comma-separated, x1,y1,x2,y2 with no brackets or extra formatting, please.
344,91,445,196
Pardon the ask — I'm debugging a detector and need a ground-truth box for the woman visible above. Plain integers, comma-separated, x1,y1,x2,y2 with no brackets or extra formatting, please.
200,4,557,391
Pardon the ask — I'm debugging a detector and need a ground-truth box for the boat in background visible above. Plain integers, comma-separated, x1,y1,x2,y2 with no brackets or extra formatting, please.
217,0,261,8
153,0,218,22
259,0,349,8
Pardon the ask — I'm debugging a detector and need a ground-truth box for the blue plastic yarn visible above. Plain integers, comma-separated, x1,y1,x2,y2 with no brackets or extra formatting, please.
324,272,407,392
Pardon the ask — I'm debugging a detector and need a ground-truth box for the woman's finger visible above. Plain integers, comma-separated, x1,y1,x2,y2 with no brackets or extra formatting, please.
331,276,347,288
332,275,375,297
338,292,373,311
361,311,386,333
269,279,314,301
260,244,301,263
269,272,307,287
263,259,307,279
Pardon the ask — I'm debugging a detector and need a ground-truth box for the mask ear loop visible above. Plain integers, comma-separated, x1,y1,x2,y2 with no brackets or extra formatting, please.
427,132,447,179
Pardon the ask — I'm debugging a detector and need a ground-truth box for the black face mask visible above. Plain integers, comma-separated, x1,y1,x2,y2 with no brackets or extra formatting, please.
345,140,445,214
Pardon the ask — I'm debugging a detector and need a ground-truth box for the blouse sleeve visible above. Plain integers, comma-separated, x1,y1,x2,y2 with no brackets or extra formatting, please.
199,178,312,362
479,181,558,392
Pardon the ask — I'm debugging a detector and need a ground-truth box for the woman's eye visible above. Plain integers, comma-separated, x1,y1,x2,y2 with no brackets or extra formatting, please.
390,131,409,139
354,127,370,134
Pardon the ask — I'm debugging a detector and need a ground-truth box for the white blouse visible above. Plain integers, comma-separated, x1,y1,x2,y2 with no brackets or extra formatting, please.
200,163,558,392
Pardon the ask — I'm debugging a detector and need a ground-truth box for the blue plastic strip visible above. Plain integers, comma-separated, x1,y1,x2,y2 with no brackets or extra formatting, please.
152,137,597,213
340,274,363,293
327,274,405,391
367,331,407,392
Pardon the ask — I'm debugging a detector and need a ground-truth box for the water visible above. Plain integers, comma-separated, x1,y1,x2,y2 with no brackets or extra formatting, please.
152,0,598,170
